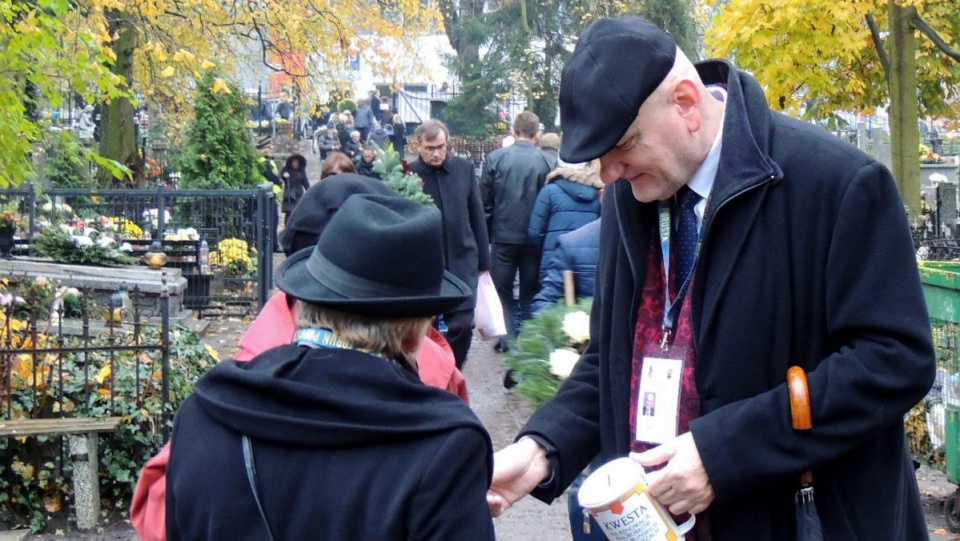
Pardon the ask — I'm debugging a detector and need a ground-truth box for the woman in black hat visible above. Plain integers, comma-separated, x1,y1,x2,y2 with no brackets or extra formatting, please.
165,194,495,541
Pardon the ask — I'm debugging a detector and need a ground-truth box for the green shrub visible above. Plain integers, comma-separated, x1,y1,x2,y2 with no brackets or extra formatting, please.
178,71,259,189
44,131,95,189
337,99,357,114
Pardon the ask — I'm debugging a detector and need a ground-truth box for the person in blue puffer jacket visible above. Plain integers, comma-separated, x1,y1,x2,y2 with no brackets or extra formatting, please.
527,159,603,282
531,218,600,314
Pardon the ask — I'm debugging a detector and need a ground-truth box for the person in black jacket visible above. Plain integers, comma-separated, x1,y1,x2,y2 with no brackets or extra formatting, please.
354,145,381,179
389,113,407,156
166,194,494,541
410,120,491,368
488,17,935,541
481,111,553,346
280,154,310,225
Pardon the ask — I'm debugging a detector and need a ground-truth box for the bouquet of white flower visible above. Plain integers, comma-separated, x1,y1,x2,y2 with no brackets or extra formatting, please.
34,223,137,267
505,299,592,407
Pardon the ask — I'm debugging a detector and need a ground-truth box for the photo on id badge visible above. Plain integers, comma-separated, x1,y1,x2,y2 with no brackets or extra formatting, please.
636,343,684,445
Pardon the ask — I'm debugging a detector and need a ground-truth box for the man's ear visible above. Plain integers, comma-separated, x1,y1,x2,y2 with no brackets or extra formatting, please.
674,79,702,132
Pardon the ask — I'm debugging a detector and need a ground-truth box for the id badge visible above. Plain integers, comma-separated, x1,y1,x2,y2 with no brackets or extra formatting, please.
635,343,685,446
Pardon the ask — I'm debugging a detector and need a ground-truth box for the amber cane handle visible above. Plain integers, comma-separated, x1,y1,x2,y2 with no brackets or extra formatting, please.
787,366,814,486
787,366,812,431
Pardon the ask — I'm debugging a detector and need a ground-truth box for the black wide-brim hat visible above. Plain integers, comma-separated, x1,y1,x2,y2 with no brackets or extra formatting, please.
279,174,395,255
559,16,677,163
275,194,471,318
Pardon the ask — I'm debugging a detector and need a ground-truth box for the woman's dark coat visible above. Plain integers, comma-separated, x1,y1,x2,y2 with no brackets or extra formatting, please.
167,345,494,541
280,154,310,213
521,60,935,541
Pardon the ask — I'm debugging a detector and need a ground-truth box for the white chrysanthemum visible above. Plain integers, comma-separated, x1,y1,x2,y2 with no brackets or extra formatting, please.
177,228,199,240
562,310,591,344
549,348,580,379
72,236,93,248
119,242,133,252
96,236,115,248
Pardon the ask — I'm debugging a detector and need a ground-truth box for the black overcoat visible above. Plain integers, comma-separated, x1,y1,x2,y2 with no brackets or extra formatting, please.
411,155,491,311
522,60,935,540
167,345,494,541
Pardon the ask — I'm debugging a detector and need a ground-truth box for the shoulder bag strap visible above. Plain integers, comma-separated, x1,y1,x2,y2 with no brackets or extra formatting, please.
242,435,276,541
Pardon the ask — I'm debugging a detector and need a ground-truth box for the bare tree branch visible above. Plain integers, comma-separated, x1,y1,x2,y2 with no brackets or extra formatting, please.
911,11,960,62
865,12,890,79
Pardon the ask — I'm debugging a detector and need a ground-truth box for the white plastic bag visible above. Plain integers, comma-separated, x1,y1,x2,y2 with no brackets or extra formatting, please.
474,272,506,340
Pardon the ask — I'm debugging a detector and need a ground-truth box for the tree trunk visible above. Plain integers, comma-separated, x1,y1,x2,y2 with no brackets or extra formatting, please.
437,0,487,126
888,0,920,219
97,10,141,187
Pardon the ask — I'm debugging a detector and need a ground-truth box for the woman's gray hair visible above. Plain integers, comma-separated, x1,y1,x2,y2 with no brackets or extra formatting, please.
295,301,432,361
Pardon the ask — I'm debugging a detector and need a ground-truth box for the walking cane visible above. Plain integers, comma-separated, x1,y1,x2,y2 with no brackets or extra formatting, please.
788,366,825,540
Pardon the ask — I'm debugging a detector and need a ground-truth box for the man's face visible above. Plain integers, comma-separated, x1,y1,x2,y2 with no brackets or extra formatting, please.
351,133,360,142
597,98,700,203
362,149,375,162
418,131,448,168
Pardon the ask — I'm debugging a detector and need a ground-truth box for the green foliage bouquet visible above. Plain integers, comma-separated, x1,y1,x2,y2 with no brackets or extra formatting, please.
372,141,435,207
505,299,593,407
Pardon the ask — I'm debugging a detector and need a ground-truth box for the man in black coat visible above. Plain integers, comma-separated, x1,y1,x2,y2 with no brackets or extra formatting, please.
481,111,553,345
410,119,491,368
488,17,935,541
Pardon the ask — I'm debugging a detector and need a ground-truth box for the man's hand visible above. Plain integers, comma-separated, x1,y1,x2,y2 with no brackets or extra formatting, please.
486,437,551,517
630,432,715,515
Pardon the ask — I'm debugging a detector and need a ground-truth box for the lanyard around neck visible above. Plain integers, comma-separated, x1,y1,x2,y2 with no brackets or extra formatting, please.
293,328,390,362
657,199,701,348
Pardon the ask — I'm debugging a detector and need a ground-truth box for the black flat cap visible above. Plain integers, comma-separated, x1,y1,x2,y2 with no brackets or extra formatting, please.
559,17,677,163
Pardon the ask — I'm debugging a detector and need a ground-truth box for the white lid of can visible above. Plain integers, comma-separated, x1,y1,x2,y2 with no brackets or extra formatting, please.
577,457,645,509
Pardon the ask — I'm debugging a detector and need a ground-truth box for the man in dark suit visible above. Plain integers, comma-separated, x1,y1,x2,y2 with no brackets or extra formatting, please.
409,120,491,368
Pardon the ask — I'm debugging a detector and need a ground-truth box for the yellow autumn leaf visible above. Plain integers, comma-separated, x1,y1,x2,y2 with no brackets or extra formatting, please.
173,49,195,62
200,60,216,70
211,78,231,95
204,343,220,362
160,66,176,78
96,364,111,385
12,461,34,480
43,492,61,513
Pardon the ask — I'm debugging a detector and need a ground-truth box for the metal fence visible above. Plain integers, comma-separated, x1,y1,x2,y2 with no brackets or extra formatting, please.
0,185,276,318
0,282,171,426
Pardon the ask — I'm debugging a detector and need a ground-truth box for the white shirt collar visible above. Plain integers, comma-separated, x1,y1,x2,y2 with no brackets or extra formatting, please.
686,86,726,226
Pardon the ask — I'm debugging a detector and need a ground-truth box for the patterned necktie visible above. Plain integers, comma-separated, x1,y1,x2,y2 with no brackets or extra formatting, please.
674,186,702,283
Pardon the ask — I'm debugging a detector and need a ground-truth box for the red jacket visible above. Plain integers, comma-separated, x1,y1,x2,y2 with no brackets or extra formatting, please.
131,292,468,541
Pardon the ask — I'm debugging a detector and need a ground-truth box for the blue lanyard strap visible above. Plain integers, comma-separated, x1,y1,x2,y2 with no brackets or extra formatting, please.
657,199,701,347
293,328,390,361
